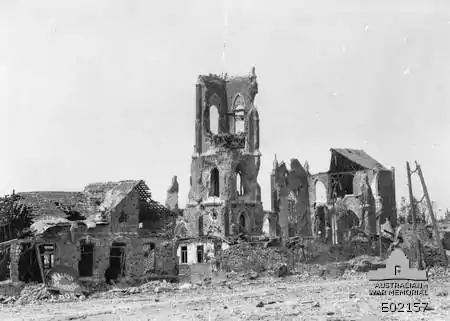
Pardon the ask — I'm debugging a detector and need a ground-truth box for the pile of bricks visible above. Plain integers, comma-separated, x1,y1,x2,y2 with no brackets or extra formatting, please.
217,243,289,272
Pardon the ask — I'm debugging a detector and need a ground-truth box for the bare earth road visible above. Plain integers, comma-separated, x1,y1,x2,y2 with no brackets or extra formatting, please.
1,277,449,321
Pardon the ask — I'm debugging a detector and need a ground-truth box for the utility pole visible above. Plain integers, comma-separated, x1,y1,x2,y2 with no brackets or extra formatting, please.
406,162,417,229
406,162,423,270
415,162,442,249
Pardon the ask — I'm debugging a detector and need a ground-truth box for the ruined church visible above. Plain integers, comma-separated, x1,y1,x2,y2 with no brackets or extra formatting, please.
174,67,397,265
174,68,264,263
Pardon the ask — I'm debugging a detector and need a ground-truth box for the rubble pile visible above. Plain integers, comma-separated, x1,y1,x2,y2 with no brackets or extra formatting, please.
423,246,448,267
217,243,290,272
330,234,391,262
96,280,177,299
0,284,84,305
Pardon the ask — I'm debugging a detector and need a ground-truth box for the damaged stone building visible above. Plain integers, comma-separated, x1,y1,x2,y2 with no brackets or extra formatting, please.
271,148,397,243
1,180,178,284
173,68,399,266
175,68,264,265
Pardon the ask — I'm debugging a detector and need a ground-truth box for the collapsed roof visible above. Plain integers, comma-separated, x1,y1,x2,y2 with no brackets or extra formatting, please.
18,180,172,235
329,148,388,171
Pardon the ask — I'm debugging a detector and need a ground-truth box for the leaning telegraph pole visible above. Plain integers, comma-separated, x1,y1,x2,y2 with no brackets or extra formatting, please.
406,161,424,270
415,161,442,249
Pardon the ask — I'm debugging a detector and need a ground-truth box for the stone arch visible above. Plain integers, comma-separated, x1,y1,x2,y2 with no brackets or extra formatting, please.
337,209,360,241
315,180,327,205
210,167,220,197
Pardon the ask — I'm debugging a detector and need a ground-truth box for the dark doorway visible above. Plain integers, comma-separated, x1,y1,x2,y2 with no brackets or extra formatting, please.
78,242,94,277
108,242,126,279
18,243,42,283
196,245,204,263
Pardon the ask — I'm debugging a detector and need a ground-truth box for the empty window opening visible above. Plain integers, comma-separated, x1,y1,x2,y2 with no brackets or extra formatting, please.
0,246,11,281
181,246,188,264
236,170,244,196
209,105,219,134
239,214,246,234
118,210,128,223
107,242,126,283
234,105,245,134
198,216,204,236
143,242,156,273
196,245,204,263
78,241,94,277
331,174,354,199
38,244,55,271
315,181,327,205
210,168,220,197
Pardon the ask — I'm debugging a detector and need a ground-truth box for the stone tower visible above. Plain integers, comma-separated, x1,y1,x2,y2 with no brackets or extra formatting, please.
183,67,264,238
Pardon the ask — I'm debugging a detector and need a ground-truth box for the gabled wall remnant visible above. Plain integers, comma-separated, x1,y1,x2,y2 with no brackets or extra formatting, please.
165,176,179,211
271,158,312,240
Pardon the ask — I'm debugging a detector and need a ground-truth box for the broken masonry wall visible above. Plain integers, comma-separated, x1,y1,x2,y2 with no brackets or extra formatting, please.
273,159,312,239
35,225,144,281
230,202,264,235
109,188,140,234
176,238,230,265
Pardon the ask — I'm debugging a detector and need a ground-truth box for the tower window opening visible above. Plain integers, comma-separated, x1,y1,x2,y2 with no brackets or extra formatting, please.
236,169,244,196
234,105,245,134
209,105,219,134
210,168,220,197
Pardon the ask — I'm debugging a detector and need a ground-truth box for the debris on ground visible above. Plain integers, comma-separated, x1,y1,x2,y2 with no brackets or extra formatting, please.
217,243,290,272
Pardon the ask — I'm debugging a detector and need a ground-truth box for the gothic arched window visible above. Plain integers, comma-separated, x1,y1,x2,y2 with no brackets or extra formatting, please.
210,167,220,197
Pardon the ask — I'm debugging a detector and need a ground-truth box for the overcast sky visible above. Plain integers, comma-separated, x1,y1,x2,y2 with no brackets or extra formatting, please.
1,0,449,216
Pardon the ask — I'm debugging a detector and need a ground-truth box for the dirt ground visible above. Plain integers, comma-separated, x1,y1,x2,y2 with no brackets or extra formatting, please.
1,276,449,321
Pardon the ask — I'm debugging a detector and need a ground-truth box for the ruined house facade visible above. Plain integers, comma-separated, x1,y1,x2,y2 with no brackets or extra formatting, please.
175,68,264,264
271,149,397,243
5,180,177,284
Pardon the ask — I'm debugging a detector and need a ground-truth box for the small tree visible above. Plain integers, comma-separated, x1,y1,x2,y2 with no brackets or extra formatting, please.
0,191,34,242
